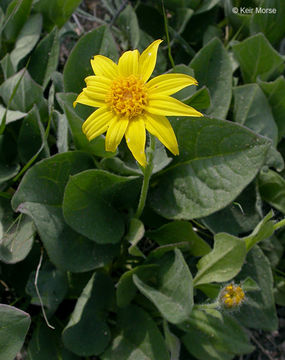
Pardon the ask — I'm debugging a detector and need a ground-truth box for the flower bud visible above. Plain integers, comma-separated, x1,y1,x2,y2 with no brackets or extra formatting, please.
219,283,245,310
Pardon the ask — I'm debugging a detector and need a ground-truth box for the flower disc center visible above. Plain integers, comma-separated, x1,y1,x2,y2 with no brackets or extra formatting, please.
220,284,245,308
106,75,148,118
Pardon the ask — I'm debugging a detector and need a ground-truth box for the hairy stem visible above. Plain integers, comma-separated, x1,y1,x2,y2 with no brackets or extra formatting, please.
135,135,156,219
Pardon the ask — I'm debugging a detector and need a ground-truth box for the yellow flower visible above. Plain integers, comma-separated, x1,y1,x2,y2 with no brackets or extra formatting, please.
219,283,245,309
74,40,203,167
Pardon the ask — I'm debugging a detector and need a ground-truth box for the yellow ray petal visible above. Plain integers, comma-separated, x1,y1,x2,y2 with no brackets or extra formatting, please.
125,117,146,167
144,113,179,155
90,55,118,80
83,87,107,101
146,95,203,117
146,73,198,96
138,39,163,83
84,75,111,89
73,91,105,108
82,107,112,139
118,50,139,77
105,116,129,152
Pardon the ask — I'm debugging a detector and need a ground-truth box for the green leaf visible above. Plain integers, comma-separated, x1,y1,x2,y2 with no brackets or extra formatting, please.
193,233,246,286
172,7,193,34
102,305,170,360
0,69,47,116
274,274,285,306
0,304,31,360
261,234,283,268
233,83,278,145
126,218,145,257
54,110,69,153
258,169,285,214
133,249,193,324
235,246,278,331
0,104,26,124
250,0,285,47
12,152,119,272
57,92,114,157
26,266,68,316
63,169,140,244
147,220,211,256
241,277,260,292
264,145,284,172
150,116,270,220
3,0,33,43
203,25,223,45
27,322,80,360
0,134,20,185
62,272,114,356
0,215,34,264
0,54,16,80
163,321,180,360
152,138,172,173
182,308,254,360
202,182,261,236
116,264,157,308
17,105,49,164
10,13,42,69
232,33,284,83
28,27,59,89
33,0,82,30
185,86,211,111
116,4,140,49
243,210,275,252
195,0,221,14
63,25,119,94
259,76,285,140
190,37,232,118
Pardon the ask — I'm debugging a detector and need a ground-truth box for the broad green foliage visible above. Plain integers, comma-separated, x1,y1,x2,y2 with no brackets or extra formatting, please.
0,1,284,359
235,246,278,331
150,116,270,219
62,272,115,356
233,84,278,145
63,170,141,244
0,304,31,360
133,249,194,324
190,38,232,118
232,33,284,83
182,308,254,360
33,0,82,30
194,233,246,285
102,305,170,360
63,26,119,94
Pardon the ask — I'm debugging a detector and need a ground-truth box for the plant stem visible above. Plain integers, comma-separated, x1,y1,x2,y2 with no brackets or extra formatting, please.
273,218,285,231
195,302,219,310
161,0,176,70
135,135,156,219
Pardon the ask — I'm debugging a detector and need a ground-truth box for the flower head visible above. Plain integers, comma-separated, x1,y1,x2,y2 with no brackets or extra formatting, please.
219,283,245,309
74,40,203,167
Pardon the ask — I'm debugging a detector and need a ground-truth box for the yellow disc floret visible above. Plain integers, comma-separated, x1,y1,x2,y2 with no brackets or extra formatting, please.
106,75,148,118
220,283,245,309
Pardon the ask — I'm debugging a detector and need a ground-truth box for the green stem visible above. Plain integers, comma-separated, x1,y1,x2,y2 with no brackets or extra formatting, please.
195,302,219,310
135,135,156,219
161,0,176,70
274,218,285,231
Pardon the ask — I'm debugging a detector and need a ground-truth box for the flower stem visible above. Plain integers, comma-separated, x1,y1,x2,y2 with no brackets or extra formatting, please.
195,302,219,310
135,135,156,219
274,218,285,231
161,0,176,70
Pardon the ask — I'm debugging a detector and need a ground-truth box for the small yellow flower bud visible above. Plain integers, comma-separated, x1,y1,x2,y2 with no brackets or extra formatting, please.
219,283,245,309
